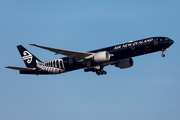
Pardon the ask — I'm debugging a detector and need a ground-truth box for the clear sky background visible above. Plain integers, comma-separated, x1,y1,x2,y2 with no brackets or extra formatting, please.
0,0,180,120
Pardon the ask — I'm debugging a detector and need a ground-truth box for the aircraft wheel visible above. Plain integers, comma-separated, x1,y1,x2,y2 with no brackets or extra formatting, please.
102,70,107,75
96,71,100,75
162,54,165,57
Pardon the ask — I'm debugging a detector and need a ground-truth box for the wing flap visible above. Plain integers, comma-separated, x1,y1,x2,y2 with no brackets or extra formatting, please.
5,66,36,71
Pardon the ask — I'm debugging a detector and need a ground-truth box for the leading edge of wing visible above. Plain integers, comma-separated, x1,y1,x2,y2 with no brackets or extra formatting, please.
5,66,36,71
29,44,94,60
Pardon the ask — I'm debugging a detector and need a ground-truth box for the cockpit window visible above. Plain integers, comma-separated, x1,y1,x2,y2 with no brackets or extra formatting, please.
165,38,170,40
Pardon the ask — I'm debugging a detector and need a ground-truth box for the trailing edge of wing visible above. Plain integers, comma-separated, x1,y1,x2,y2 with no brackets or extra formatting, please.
29,44,94,60
5,66,36,71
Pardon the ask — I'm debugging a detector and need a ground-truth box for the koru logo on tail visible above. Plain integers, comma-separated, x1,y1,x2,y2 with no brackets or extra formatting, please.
22,51,33,64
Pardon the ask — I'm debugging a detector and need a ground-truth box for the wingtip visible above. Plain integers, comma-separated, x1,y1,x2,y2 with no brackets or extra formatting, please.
29,44,36,46
5,66,11,69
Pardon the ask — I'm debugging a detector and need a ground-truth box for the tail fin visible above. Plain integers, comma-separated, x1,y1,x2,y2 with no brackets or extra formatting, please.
17,45,42,68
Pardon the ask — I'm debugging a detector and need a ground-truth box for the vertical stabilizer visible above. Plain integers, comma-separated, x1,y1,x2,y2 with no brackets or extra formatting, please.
17,45,42,68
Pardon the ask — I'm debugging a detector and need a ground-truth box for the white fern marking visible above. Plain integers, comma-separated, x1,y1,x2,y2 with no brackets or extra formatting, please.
22,51,33,64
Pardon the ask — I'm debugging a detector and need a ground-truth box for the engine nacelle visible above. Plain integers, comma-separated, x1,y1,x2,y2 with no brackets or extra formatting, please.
93,51,110,63
115,58,133,69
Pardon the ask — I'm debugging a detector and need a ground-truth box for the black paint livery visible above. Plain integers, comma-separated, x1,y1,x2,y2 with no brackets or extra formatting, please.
5,37,174,75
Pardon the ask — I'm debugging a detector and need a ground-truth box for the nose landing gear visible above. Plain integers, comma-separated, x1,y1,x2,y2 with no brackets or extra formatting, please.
161,49,165,57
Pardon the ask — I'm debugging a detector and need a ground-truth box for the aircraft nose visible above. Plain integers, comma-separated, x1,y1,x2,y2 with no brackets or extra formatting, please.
170,39,174,45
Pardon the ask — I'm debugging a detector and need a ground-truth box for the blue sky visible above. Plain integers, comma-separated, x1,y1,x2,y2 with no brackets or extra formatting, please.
0,0,180,120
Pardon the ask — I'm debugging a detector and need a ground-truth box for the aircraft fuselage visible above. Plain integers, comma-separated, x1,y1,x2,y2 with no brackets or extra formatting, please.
19,37,174,75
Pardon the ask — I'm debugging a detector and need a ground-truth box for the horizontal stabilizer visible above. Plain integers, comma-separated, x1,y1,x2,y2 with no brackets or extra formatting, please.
5,66,36,71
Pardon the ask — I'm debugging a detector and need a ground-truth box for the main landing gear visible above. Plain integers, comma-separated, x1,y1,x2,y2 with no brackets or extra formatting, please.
96,70,107,75
84,67,107,75
161,49,165,57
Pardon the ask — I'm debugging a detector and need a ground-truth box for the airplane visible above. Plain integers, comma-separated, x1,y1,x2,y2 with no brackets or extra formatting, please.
5,37,174,75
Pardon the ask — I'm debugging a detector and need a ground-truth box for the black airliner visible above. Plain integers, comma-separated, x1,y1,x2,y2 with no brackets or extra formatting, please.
5,37,174,75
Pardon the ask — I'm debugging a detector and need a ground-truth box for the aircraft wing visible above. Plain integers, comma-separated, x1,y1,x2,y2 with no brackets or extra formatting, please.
29,44,94,60
5,66,36,71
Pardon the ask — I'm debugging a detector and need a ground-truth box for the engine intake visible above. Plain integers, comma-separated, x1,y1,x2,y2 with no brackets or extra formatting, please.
115,58,133,69
93,51,110,63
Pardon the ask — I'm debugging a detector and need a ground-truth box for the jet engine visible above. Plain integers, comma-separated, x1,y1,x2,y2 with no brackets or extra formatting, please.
115,58,133,69
93,51,110,63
